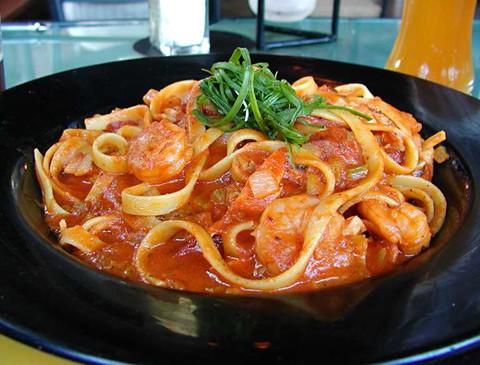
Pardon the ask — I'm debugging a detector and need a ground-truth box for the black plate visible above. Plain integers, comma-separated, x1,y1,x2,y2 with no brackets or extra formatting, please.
1,53,480,365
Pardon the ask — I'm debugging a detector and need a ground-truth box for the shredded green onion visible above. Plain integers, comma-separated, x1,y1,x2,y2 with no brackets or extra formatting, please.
347,164,368,179
194,47,371,148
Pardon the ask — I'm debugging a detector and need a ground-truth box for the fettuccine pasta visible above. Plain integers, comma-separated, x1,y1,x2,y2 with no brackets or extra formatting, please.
34,50,447,294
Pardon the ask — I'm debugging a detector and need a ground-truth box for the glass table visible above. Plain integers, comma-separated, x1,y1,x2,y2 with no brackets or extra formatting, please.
3,18,480,97
1,17,480,364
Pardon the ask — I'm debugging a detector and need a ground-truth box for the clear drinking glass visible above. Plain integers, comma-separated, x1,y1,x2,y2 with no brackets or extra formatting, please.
149,0,210,56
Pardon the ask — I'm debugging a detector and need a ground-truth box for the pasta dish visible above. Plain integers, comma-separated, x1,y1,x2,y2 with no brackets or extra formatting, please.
34,49,447,294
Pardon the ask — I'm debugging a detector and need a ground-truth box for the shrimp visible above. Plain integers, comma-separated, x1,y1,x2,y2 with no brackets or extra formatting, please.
253,195,370,278
357,200,431,256
253,194,320,276
126,121,192,183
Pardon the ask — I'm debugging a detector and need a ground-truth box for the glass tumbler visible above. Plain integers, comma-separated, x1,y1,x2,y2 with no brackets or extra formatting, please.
385,0,476,94
149,0,210,56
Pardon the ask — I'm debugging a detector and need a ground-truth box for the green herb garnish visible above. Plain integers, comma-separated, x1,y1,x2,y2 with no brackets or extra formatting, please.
194,47,371,147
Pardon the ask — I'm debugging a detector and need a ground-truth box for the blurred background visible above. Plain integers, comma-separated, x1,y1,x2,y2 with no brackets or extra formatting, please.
3,0,479,22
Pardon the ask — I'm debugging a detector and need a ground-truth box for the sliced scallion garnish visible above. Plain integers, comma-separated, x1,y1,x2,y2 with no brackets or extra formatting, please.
194,47,372,149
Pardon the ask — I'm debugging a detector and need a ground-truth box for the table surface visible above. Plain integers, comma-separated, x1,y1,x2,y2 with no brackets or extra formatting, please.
1,16,480,365
2,17,480,97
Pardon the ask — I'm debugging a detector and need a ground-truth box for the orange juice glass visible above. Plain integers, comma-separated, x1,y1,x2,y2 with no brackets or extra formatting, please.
385,0,476,94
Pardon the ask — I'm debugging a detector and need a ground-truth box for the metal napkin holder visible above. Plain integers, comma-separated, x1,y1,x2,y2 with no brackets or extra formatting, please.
255,0,340,50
